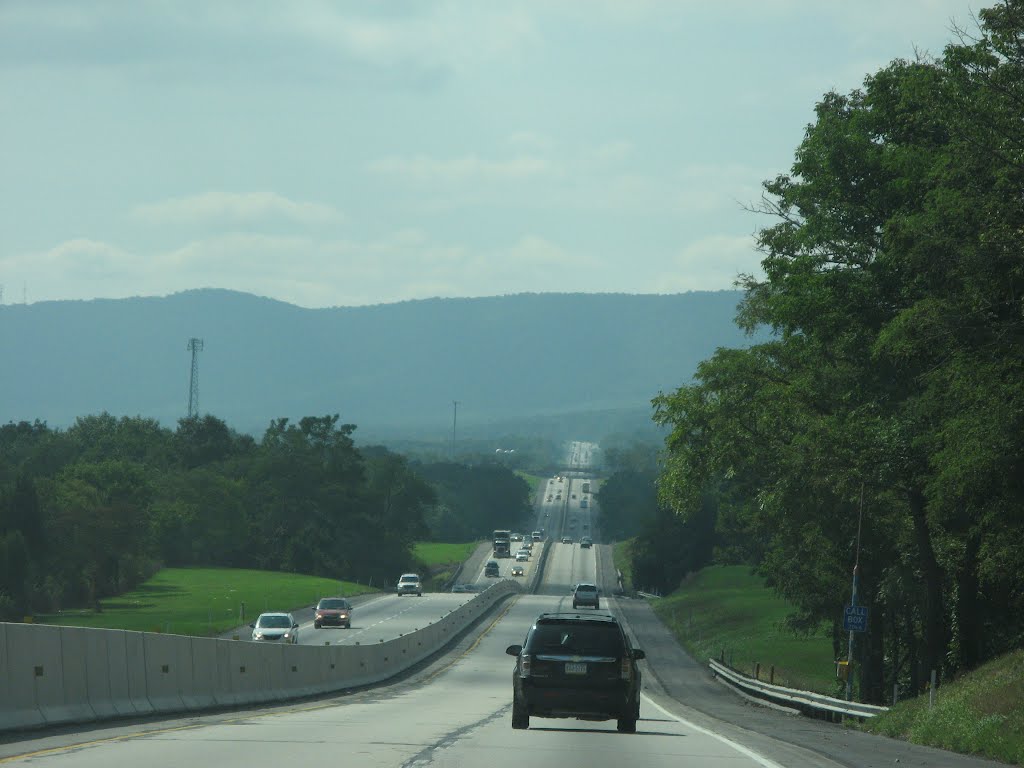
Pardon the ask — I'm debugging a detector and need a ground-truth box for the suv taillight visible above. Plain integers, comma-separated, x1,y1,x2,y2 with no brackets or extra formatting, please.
520,654,532,678
620,656,632,681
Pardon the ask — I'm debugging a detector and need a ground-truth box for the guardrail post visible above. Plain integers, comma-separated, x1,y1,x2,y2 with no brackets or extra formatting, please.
769,665,774,685
754,662,760,680
929,669,936,708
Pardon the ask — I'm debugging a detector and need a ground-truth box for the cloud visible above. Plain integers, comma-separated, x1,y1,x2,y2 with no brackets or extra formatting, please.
133,191,340,225
7,229,606,308
370,153,552,183
654,234,763,293
0,2,538,85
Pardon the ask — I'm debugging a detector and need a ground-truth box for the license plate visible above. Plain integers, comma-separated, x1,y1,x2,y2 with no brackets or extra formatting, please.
565,662,587,675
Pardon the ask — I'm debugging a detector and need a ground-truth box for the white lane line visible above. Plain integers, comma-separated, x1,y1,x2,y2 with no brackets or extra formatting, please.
643,696,785,768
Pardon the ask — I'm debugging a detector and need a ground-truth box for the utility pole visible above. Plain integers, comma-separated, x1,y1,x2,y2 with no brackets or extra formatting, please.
847,483,865,701
187,337,204,418
451,400,459,461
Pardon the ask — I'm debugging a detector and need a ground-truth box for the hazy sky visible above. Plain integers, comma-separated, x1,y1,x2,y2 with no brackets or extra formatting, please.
1,1,977,308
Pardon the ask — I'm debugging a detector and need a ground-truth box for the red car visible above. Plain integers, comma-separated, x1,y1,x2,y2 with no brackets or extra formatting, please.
314,597,352,628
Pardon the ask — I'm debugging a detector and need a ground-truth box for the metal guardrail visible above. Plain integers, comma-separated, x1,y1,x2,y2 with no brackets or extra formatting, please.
708,658,889,720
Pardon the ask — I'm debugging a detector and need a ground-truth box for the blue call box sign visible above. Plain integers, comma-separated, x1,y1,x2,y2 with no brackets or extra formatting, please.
843,605,868,633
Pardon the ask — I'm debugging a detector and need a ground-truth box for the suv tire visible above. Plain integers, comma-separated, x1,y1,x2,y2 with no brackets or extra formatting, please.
314,621,322,629
616,716,637,733
512,700,529,730
572,601,578,609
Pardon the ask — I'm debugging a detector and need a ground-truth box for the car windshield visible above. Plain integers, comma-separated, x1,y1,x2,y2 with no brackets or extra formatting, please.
258,615,291,629
528,623,623,656
576,585,597,593
318,599,349,610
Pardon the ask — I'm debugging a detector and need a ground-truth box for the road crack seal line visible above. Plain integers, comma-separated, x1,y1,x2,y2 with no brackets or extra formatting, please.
398,706,510,768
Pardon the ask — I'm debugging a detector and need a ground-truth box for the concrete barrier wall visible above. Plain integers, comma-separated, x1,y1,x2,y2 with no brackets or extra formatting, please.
0,580,519,734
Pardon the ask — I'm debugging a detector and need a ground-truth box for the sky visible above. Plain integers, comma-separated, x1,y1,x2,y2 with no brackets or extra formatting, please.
0,0,979,309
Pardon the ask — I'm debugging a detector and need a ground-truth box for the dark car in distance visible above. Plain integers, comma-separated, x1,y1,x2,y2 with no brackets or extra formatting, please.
506,612,644,732
313,597,352,628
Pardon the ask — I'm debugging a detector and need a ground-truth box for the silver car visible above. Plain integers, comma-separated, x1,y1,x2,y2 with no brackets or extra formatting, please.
250,612,299,643
397,573,423,596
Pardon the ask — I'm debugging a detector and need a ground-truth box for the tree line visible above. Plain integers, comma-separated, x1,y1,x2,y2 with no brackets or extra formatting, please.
648,1,1024,703
0,413,530,620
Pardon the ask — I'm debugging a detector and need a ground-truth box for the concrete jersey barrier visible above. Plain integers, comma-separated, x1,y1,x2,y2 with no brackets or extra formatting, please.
0,579,521,734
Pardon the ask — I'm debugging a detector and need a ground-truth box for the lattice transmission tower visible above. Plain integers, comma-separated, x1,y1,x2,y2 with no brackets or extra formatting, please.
186,337,204,418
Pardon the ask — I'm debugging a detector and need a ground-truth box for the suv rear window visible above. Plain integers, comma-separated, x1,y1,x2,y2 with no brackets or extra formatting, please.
526,621,624,657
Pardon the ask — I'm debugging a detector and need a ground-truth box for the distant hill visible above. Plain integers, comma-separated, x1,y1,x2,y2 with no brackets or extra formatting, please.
0,289,753,439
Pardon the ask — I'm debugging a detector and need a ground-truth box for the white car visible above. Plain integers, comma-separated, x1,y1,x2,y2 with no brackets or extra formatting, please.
515,550,530,561
250,612,299,643
396,573,423,596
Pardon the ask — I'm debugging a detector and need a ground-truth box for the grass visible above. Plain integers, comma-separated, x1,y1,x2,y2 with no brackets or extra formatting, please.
652,565,839,694
413,541,481,591
859,649,1024,765
516,471,544,497
413,541,479,567
37,567,375,637
612,539,635,590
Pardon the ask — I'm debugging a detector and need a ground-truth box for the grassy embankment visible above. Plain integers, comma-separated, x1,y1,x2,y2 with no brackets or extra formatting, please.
38,543,482,637
38,568,375,637
516,471,544,498
413,541,480,589
859,651,1024,765
612,539,635,592
621,551,1024,765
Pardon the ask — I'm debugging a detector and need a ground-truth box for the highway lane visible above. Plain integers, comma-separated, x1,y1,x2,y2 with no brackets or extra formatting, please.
1,551,797,767
295,592,475,647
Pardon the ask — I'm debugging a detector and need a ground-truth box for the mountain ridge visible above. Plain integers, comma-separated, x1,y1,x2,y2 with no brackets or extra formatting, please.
0,289,753,438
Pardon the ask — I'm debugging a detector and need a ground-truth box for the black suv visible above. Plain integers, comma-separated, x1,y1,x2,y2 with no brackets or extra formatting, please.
505,612,645,733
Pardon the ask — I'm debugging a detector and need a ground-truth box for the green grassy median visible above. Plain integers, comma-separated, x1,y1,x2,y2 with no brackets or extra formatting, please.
37,567,375,637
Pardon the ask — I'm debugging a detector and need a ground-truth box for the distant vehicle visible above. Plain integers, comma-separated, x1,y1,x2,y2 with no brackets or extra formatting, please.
572,583,600,609
515,550,530,562
313,597,352,628
580,536,593,548
582,482,591,494
511,565,525,576
506,612,644,732
572,493,576,499
580,499,588,508
485,560,500,577
531,531,542,542
511,533,524,541
494,529,512,558
396,573,422,596
452,583,478,593
561,536,573,544
250,612,299,643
